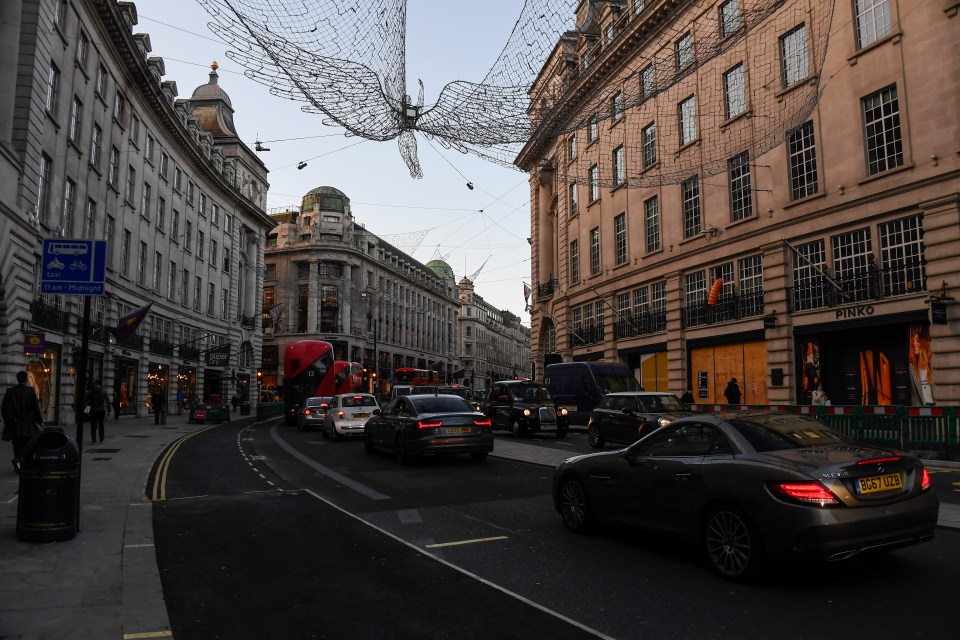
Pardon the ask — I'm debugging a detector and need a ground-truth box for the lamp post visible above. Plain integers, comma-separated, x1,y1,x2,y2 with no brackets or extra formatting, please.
361,291,379,397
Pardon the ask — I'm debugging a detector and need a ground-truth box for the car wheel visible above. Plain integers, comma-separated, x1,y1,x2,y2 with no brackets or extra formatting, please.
320,423,328,438
556,427,568,439
395,435,410,465
703,505,765,581
587,425,605,448
330,424,340,442
511,421,528,438
470,452,488,463
558,476,594,533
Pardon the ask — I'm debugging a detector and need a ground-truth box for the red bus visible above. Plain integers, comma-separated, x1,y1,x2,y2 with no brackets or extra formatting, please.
283,340,336,424
394,367,440,386
333,361,365,394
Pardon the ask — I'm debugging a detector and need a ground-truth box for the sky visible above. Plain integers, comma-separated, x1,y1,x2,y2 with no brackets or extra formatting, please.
136,0,538,324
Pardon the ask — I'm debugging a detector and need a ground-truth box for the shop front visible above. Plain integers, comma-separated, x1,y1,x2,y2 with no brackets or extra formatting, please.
26,344,60,424
177,367,197,409
204,343,231,404
236,372,251,401
620,344,668,392
147,363,170,413
687,331,768,404
795,311,930,406
114,356,139,416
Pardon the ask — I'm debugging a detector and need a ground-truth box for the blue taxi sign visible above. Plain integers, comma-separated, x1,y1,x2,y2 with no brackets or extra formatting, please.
41,239,107,295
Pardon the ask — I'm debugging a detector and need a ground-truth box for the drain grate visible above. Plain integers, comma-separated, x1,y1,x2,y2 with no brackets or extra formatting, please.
88,448,121,453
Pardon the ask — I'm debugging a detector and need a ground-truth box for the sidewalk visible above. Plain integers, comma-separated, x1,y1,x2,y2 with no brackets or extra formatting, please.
0,417,956,639
0,410,253,639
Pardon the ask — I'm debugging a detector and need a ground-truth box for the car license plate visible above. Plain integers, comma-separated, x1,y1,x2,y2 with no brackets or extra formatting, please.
540,423,556,431
444,426,471,434
856,472,903,495
353,412,370,418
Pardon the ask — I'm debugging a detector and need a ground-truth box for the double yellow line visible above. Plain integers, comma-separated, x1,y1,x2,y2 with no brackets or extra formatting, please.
150,428,211,501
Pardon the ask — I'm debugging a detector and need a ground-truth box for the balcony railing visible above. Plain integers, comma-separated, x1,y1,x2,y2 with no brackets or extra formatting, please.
149,338,175,356
180,345,200,360
569,323,604,348
31,300,72,333
241,315,256,328
788,260,925,312
682,291,765,329
116,333,143,351
537,279,557,299
613,311,667,339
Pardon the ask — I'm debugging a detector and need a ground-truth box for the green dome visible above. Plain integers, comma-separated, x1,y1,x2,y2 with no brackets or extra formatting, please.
301,186,349,213
426,259,455,279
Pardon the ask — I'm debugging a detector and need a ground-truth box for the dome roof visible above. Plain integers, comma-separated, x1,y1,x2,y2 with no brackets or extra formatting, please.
301,186,349,213
191,61,233,107
304,186,347,198
190,61,237,137
426,259,455,280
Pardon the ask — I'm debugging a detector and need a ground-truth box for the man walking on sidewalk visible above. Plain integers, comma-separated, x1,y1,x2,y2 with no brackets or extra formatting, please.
1,371,44,475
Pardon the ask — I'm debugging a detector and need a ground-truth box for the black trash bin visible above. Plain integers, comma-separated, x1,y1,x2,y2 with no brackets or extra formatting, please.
240,401,251,416
17,428,81,542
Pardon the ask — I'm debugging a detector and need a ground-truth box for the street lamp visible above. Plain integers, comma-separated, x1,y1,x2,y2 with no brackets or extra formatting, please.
361,291,380,396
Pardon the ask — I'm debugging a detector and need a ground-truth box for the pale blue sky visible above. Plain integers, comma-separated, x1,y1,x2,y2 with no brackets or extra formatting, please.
137,0,539,321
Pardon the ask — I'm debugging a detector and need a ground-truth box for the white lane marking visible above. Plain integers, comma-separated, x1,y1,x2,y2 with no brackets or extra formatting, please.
303,488,616,640
269,425,391,501
425,536,509,549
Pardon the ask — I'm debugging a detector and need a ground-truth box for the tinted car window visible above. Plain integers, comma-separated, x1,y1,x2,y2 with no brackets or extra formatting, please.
342,395,377,408
728,415,849,452
633,423,722,457
597,396,616,410
510,385,552,401
411,396,471,414
381,399,399,415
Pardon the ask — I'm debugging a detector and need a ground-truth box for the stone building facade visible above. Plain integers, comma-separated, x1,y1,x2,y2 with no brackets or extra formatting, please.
518,0,959,406
0,0,273,424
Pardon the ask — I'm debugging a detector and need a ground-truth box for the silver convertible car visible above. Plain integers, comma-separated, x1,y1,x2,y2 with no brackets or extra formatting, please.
553,411,939,581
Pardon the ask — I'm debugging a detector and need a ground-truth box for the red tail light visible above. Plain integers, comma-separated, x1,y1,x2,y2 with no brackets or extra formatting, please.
921,467,931,492
473,418,492,427
303,409,312,415
770,482,840,507
418,420,442,429
338,411,345,419
856,456,901,465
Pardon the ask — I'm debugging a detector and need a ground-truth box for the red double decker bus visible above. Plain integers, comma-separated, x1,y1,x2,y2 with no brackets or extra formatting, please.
333,361,365,394
394,367,440,386
283,340,335,424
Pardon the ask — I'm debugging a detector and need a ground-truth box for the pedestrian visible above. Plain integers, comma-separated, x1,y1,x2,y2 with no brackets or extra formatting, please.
85,383,110,443
1,370,45,475
231,391,241,413
723,377,742,405
112,381,122,420
176,388,185,415
151,388,167,425
680,388,694,405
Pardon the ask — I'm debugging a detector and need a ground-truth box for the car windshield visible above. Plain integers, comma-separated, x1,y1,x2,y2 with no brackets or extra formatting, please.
638,395,686,412
411,396,472,414
510,385,552,401
440,387,474,400
305,397,328,407
341,395,377,408
728,415,850,452
595,374,643,394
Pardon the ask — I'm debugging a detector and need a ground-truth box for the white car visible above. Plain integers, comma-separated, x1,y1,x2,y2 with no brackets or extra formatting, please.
322,393,380,441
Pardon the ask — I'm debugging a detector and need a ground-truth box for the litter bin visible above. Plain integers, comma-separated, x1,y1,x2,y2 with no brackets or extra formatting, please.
240,400,251,416
17,428,81,542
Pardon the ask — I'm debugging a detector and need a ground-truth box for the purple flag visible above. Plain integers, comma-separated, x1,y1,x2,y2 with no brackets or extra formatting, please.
108,303,153,342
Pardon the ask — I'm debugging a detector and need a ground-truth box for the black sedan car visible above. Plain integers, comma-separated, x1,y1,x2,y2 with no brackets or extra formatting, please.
364,394,493,464
587,392,693,448
553,411,938,580
481,380,569,438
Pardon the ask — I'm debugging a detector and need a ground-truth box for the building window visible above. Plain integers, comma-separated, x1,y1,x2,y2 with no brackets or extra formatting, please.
146,135,155,164
211,203,220,226
185,220,192,252
679,95,696,146
171,210,180,242
685,271,707,307
589,164,599,202
644,196,660,252
210,239,218,266
296,261,311,279
83,199,96,239
174,167,182,191
567,135,576,161
197,230,205,260
614,213,627,265
53,0,65,28
738,254,764,315
159,152,169,178
95,63,107,97
855,0,891,49
613,145,625,185
728,151,753,221
38,153,52,224
788,121,818,200
642,122,657,168
590,227,601,276
45,63,60,116
568,181,578,216
780,25,809,87
187,181,195,205
587,114,598,143
125,166,136,204
199,193,207,217
570,239,580,285
863,85,902,175
791,240,826,310
879,215,925,296
676,32,693,69
105,216,115,268
221,288,229,320
611,90,624,121
157,196,166,232
723,64,746,119
89,124,102,170
67,96,82,143
120,229,131,277
682,176,702,238
194,276,202,312
76,30,89,68
168,261,177,299
640,65,654,100
137,241,147,286
264,263,276,279
720,0,741,37
153,251,162,289
207,283,215,315
832,228,874,301
141,182,152,220
113,93,125,122
181,269,190,306
61,179,76,234
223,248,231,273
581,51,590,71
108,147,119,188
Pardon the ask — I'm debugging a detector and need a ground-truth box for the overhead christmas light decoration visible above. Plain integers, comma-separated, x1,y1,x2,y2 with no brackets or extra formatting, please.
197,0,834,185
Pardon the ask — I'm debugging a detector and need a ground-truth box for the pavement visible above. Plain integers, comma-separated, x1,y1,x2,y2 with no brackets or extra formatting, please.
1,415,958,640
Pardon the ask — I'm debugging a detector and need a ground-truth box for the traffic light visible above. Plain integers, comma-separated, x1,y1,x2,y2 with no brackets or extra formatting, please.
362,368,369,384
256,369,263,386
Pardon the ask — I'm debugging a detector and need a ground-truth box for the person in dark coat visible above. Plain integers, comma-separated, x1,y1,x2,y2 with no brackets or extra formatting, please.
85,383,110,443
680,388,694,405
112,381,122,420
723,378,742,404
151,389,167,425
231,392,241,413
2,371,45,474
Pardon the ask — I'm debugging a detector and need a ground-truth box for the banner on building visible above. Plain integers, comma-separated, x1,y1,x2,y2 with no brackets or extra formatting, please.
24,332,45,354
206,343,232,367
108,303,153,342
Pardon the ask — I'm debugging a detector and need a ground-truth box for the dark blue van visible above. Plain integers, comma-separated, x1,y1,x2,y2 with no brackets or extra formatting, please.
544,362,642,425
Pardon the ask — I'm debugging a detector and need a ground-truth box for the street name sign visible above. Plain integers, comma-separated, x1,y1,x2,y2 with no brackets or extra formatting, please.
40,239,107,295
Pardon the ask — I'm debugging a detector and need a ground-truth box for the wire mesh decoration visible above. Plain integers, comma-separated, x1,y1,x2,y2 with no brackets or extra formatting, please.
197,0,835,186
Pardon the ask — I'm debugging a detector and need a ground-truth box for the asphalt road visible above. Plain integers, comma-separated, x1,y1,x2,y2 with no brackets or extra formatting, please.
149,419,960,640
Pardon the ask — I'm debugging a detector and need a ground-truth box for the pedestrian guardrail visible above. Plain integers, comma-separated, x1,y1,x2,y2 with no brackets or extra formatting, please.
688,404,959,460
256,402,284,419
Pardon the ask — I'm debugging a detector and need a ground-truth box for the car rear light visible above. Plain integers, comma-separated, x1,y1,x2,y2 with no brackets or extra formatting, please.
770,482,841,507
338,411,345,419
418,420,442,429
921,467,931,492
857,456,901,465
303,409,312,415
473,418,492,427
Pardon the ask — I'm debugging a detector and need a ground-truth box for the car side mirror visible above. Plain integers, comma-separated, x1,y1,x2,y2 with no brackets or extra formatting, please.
372,409,381,416
621,408,634,415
